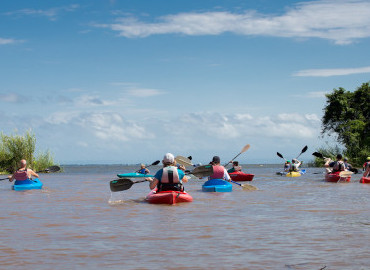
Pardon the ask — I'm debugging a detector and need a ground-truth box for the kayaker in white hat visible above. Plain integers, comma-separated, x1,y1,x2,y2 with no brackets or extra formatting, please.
146,153,188,192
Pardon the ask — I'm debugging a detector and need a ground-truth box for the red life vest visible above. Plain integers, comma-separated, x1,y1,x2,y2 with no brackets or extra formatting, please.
210,165,225,179
13,169,29,181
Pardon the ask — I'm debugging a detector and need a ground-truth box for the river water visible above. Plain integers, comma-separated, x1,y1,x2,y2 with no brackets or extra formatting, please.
0,165,369,270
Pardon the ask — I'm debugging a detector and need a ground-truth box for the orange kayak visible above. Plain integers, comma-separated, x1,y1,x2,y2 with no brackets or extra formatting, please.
146,189,193,205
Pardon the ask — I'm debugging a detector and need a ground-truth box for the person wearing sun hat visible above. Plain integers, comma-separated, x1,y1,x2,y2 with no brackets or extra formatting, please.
208,156,231,181
146,153,188,192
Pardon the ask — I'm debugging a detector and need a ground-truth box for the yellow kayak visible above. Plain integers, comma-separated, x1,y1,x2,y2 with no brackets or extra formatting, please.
286,171,301,177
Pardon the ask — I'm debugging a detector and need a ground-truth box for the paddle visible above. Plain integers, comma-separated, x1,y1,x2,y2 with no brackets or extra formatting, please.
135,160,160,173
110,165,214,192
296,145,308,159
0,165,61,181
110,178,147,192
224,144,250,166
230,180,258,191
276,152,286,160
337,171,354,183
175,156,193,167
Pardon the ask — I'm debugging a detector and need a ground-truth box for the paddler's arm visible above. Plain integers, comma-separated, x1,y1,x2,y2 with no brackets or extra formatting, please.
29,169,39,178
146,177,158,190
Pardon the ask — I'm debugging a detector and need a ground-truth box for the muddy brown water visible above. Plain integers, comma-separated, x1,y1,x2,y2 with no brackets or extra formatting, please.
1,165,369,269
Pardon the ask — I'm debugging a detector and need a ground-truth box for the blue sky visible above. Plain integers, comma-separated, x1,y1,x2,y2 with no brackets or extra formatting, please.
1,0,369,165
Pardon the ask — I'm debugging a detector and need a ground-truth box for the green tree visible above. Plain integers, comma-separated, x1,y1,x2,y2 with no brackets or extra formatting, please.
321,82,370,165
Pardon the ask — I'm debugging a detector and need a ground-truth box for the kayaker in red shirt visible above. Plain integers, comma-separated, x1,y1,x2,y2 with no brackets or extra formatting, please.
8,159,39,182
209,156,231,181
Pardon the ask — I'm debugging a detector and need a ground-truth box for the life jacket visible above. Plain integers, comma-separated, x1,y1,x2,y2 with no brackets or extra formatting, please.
332,161,345,172
290,163,299,172
139,168,147,174
210,165,225,180
13,168,29,181
158,166,183,191
233,165,242,172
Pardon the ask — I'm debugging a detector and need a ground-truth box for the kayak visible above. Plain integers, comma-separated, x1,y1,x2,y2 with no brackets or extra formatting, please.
117,172,154,178
360,177,370,184
12,178,43,191
202,179,232,192
229,171,254,181
145,189,193,205
325,172,351,182
276,169,306,177
286,171,301,177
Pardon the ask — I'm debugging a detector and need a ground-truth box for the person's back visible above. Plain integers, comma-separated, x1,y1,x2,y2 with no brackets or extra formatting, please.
325,154,345,173
147,153,187,192
209,156,231,181
9,159,39,183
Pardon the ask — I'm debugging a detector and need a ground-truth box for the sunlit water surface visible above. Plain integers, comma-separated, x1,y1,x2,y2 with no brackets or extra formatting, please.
1,165,369,269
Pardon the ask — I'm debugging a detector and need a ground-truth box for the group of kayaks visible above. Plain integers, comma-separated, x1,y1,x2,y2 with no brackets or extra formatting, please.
115,171,255,205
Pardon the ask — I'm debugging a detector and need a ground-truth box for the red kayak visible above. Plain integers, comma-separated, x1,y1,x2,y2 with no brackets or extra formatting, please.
325,172,351,182
229,171,254,181
360,177,370,184
146,189,193,205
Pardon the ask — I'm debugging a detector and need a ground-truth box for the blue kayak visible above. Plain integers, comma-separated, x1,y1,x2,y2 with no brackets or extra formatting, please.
12,178,43,191
117,172,154,178
202,179,232,192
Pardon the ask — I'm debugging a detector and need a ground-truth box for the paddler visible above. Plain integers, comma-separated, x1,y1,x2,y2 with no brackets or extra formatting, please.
146,153,188,192
324,154,345,174
227,161,242,173
209,156,231,181
363,157,370,177
284,160,291,172
137,164,150,175
8,159,39,183
290,159,301,172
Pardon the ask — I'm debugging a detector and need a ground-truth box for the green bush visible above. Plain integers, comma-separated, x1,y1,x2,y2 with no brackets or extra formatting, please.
0,130,56,173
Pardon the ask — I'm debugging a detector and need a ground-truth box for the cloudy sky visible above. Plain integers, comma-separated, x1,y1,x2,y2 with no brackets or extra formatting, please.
1,0,369,164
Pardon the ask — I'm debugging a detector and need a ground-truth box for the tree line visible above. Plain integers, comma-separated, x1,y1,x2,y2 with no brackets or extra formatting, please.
314,82,369,167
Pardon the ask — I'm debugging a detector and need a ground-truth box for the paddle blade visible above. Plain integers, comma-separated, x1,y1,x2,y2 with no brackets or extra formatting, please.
339,171,353,177
175,156,193,166
151,160,160,166
241,144,250,153
296,145,308,158
110,179,134,192
312,152,324,159
39,165,61,173
241,183,258,191
191,165,213,178
277,152,284,159
187,156,192,160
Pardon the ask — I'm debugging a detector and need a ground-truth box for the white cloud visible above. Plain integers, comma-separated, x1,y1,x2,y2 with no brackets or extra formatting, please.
4,4,79,21
96,0,370,44
0,93,27,103
293,66,370,77
126,88,164,97
0,38,20,45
